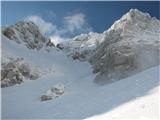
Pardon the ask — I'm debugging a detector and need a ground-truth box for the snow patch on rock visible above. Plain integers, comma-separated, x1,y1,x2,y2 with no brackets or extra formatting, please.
41,83,65,101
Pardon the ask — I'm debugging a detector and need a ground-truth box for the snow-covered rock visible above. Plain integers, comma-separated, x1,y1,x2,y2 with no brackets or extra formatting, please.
59,32,105,61
1,58,40,87
50,83,65,95
40,95,53,101
41,83,65,101
89,9,160,84
2,21,48,50
69,32,104,51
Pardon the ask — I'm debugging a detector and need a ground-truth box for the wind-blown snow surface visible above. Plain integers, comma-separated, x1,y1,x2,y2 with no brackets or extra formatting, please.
1,35,159,119
86,66,159,120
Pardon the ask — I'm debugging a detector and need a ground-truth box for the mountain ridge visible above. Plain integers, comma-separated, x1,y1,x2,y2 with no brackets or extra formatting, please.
1,9,160,85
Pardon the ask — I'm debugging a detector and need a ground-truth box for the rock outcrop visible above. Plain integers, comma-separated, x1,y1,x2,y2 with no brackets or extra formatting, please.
58,32,104,61
2,21,48,50
89,9,160,84
1,58,40,87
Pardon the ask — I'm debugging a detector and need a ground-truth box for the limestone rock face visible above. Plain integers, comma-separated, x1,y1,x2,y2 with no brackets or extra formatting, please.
2,21,48,50
89,9,160,84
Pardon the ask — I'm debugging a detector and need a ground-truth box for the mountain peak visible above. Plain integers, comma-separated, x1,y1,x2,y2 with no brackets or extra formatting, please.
15,21,39,29
127,9,151,20
108,9,155,32
90,9,159,83
129,9,149,16
2,21,48,50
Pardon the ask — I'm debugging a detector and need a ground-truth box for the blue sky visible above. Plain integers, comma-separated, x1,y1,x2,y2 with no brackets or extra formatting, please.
1,1,160,38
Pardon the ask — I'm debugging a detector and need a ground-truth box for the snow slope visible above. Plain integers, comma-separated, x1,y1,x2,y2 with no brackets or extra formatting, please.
86,66,159,120
1,34,159,119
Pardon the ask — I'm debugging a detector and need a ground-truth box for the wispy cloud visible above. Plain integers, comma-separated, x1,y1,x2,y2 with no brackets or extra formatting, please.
54,13,92,36
64,13,86,32
50,35,68,46
45,10,57,19
25,15,56,35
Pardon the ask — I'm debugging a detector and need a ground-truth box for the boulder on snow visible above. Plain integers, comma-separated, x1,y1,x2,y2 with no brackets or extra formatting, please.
40,83,65,101
50,83,65,95
41,95,53,101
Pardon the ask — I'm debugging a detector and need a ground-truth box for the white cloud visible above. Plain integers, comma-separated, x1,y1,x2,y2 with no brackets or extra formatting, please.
24,13,92,45
50,35,64,45
48,11,57,18
50,13,92,39
64,13,86,32
25,15,56,35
